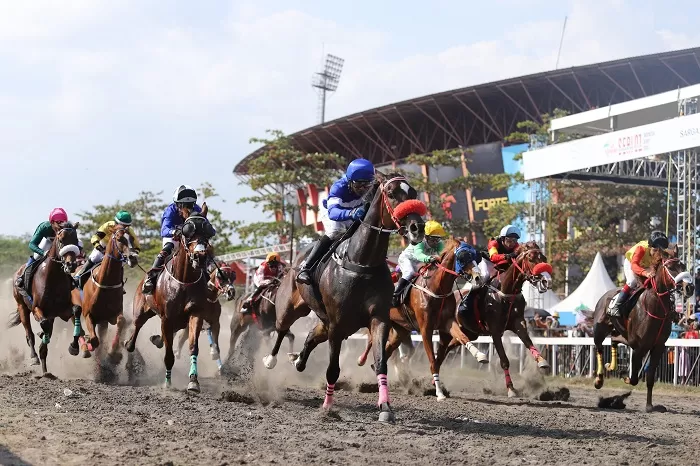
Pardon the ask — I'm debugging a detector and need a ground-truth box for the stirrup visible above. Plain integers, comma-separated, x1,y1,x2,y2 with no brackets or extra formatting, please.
296,269,313,285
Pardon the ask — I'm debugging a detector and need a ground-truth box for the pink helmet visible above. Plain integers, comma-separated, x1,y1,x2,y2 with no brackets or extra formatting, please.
49,208,68,223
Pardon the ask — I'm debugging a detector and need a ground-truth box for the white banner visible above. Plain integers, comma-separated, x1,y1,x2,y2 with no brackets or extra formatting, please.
523,112,700,180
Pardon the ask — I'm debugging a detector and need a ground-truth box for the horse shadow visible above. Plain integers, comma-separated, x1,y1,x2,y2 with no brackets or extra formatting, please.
0,445,34,466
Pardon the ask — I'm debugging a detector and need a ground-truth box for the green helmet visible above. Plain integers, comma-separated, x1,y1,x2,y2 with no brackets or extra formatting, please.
115,210,132,226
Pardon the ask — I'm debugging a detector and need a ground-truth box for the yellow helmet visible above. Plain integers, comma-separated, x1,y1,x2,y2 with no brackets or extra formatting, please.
266,252,280,262
424,220,446,237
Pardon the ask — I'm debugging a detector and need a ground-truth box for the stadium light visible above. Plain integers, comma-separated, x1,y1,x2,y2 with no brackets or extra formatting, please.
312,54,345,124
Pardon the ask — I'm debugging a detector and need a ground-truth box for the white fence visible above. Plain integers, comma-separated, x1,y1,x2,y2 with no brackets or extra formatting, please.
344,334,700,387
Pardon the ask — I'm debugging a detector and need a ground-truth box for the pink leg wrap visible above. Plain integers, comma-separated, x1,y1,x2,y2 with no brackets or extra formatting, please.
504,368,512,388
377,374,390,405
529,346,541,359
323,383,335,409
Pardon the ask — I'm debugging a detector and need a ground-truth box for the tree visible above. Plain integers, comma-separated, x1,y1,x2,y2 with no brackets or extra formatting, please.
236,129,346,247
197,182,241,254
0,235,29,277
503,110,676,292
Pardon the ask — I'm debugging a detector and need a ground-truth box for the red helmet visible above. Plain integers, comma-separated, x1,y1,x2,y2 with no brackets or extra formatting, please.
49,208,68,223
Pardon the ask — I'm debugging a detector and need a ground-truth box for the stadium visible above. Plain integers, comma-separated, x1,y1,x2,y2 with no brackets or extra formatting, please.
234,46,700,238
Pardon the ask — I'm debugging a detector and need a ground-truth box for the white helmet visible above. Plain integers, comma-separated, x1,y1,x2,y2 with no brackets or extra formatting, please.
499,224,521,239
173,185,197,203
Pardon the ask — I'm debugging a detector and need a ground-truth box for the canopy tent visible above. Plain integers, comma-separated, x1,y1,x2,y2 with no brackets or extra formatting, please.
550,252,617,314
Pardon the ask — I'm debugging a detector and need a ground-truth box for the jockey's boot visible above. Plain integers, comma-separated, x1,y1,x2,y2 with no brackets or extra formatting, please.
15,257,35,290
74,258,96,288
392,278,410,308
143,254,167,295
296,236,334,285
607,289,630,318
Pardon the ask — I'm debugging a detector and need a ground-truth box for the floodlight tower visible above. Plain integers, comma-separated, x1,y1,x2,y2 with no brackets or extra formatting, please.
312,54,344,124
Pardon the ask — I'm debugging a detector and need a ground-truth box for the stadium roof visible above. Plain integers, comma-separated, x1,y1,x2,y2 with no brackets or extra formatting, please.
234,47,700,175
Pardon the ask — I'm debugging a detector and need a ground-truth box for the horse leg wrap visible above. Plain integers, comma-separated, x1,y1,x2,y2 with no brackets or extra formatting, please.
529,345,542,360
377,374,390,405
607,347,617,372
189,355,198,377
465,342,480,358
165,369,172,384
73,317,81,338
504,369,513,388
41,333,51,345
596,353,604,376
323,383,335,409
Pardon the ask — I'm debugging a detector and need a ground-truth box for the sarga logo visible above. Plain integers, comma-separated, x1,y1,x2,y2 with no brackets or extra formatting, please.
680,127,699,137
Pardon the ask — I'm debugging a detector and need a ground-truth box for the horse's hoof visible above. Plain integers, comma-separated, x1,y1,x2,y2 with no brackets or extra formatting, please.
476,352,489,364
646,404,654,413
287,352,304,370
30,357,40,366
594,378,603,390
149,335,163,349
174,351,181,360
263,354,277,369
287,352,299,363
378,402,395,424
211,350,220,361
604,363,616,372
537,359,550,370
436,393,447,402
507,388,518,398
68,345,79,357
187,381,200,393
81,351,91,359
89,337,99,350
357,356,366,367
43,372,57,380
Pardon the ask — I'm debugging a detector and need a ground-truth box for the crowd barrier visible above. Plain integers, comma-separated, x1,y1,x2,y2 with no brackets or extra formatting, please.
343,333,700,387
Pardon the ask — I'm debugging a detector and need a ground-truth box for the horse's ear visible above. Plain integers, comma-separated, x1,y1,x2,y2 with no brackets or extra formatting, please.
74,222,80,230
200,202,208,218
374,170,387,182
671,243,679,257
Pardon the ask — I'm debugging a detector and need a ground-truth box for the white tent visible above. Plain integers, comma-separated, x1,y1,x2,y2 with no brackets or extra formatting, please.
523,281,561,310
550,252,617,313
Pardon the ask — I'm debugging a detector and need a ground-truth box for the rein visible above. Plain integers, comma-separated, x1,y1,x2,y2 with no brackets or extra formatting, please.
360,176,408,235
643,258,679,345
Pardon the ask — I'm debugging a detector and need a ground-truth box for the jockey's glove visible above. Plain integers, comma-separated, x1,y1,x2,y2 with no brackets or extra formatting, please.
95,244,106,253
350,207,366,221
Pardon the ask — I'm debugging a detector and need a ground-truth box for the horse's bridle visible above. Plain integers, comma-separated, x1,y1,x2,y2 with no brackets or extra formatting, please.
52,227,80,274
507,248,551,293
361,176,410,235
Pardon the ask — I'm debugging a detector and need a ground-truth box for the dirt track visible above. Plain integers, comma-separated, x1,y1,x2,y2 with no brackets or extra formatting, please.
1,282,700,465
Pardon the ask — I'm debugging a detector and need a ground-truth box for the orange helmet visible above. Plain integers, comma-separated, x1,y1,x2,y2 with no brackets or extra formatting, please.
266,252,280,262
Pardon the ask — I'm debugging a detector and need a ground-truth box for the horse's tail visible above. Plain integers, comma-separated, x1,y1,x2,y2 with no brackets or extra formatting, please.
7,309,21,329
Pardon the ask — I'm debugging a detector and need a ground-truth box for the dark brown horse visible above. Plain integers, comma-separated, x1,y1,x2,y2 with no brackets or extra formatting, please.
78,225,139,361
592,245,692,412
9,222,82,376
174,263,236,371
443,241,553,397
358,238,486,401
291,173,426,423
124,205,215,392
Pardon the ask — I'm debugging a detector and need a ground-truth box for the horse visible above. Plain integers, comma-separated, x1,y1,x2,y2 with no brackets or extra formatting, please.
78,224,139,362
290,172,426,423
259,246,314,370
9,222,82,377
444,241,553,397
592,245,693,412
174,263,236,371
357,238,487,401
226,277,297,366
124,205,215,392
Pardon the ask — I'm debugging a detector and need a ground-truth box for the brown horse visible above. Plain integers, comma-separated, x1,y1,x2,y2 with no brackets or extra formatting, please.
443,241,553,397
227,277,296,368
174,263,236,371
9,222,82,376
592,245,692,412
260,248,314,370
124,205,215,392
290,173,426,423
78,224,139,361
358,238,486,401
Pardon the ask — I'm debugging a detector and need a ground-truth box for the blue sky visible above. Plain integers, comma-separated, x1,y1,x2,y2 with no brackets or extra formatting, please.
1,0,698,237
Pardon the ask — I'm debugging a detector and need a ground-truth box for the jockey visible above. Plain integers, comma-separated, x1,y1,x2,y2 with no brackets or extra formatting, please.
393,220,446,307
608,230,669,318
75,210,141,280
15,208,69,291
487,224,521,266
241,252,284,314
142,185,215,294
296,158,375,285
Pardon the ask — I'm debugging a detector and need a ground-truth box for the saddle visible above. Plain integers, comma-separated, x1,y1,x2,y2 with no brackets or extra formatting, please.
19,255,49,298
609,286,646,327
396,275,420,307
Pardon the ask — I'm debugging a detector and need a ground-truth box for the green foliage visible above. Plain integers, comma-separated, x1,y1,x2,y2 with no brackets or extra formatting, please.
236,130,340,246
0,235,29,277
198,182,241,254
483,201,529,239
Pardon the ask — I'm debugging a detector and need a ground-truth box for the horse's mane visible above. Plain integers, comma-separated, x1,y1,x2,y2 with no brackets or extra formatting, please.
521,240,540,251
440,237,461,261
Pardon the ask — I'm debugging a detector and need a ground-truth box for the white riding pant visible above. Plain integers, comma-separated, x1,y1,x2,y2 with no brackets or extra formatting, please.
320,210,353,240
397,251,420,280
622,258,638,287
477,259,494,280
88,248,104,263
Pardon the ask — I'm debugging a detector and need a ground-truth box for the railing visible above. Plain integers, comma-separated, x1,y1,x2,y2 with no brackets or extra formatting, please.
343,333,700,386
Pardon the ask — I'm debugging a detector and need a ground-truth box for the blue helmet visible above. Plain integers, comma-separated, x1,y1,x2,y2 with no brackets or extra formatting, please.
346,158,375,182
